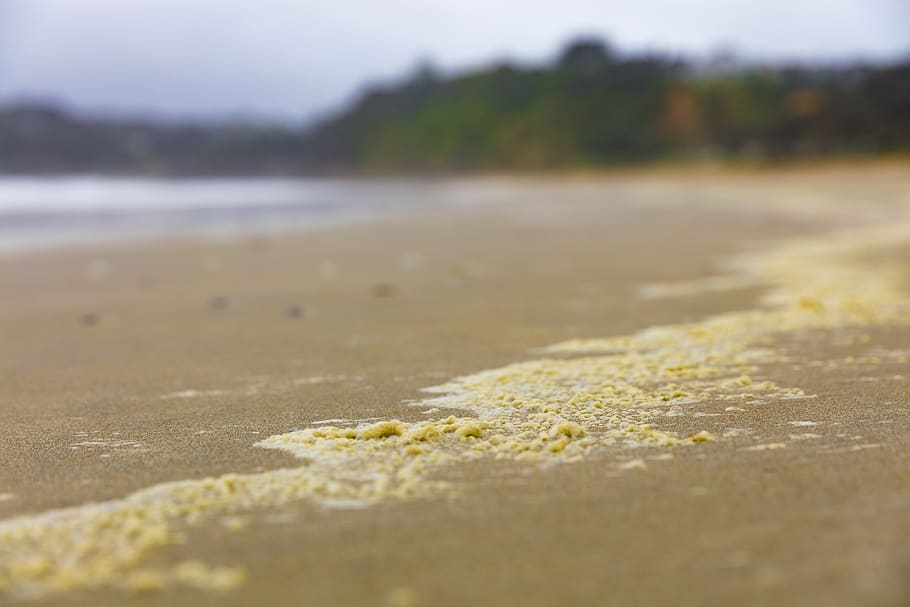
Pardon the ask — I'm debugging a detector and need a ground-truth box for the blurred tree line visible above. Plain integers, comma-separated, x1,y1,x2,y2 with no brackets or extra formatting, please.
1,38,908,174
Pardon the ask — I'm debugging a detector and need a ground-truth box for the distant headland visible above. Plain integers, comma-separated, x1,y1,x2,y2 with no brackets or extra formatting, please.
2,38,908,175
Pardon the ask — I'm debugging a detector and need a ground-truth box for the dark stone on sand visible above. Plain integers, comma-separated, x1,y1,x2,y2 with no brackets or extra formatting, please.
287,305,304,319
80,313,98,327
210,296,230,310
370,283,399,298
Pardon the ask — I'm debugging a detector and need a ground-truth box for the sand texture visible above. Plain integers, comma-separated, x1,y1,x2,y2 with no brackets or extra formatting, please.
1,164,910,606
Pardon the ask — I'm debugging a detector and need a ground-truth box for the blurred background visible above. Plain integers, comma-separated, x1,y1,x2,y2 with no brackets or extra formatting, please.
0,0,908,249
0,0,908,175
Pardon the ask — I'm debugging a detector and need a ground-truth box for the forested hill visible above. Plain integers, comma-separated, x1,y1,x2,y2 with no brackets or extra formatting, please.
2,39,909,175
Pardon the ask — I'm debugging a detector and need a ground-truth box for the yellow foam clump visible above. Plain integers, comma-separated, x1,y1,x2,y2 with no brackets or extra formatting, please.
357,420,406,440
688,431,716,443
553,421,587,439
407,424,441,442
455,423,484,439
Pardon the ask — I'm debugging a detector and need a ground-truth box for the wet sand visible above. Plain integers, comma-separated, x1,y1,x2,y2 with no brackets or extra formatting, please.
1,164,909,606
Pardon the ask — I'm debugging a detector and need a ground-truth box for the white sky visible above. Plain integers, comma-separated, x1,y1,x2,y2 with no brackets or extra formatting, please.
0,0,907,122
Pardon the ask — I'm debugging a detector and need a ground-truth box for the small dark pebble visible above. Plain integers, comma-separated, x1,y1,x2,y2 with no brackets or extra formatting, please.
287,305,304,319
210,296,230,310
80,313,99,327
370,283,399,298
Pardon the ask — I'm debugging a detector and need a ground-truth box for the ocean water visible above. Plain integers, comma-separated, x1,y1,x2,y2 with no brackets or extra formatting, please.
0,176,517,253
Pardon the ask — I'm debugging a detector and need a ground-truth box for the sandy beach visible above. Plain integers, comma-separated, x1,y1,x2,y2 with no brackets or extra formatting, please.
1,164,910,606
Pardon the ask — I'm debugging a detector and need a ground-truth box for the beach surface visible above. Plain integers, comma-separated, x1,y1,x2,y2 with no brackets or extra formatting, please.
1,164,909,606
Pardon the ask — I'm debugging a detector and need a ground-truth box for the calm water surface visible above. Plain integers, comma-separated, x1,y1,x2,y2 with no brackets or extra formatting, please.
0,176,528,252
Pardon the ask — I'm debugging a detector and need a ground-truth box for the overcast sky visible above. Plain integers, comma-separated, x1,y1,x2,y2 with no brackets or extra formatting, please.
0,0,907,123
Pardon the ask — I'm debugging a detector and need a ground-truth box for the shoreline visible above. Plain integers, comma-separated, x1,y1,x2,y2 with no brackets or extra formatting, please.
3,158,908,258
